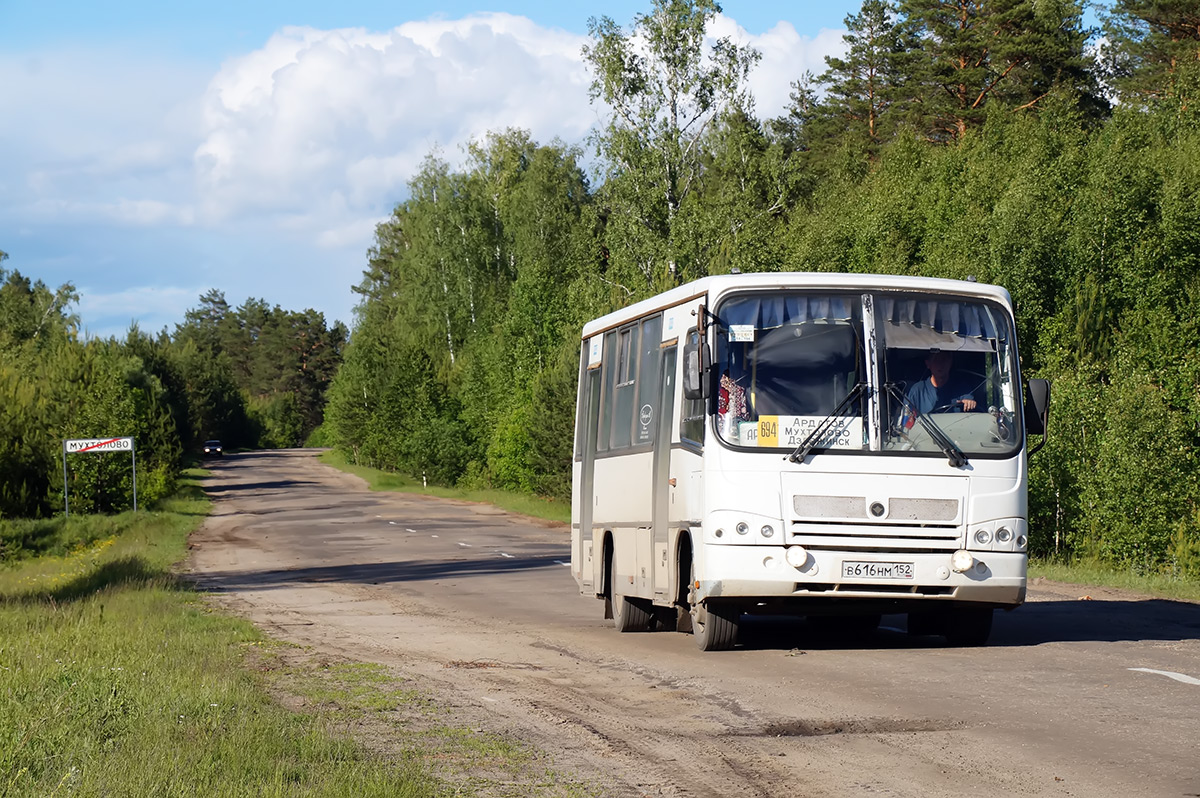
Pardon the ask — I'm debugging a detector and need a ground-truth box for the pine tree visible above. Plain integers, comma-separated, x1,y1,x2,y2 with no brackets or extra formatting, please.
1102,0,1200,106
818,0,913,154
898,0,1094,140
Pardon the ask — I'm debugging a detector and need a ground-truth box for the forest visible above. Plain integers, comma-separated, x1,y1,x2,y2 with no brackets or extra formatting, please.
0,267,346,519
3,0,1198,578
324,0,1200,577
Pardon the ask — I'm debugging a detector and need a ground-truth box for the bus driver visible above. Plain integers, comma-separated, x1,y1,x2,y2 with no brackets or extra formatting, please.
905,349,980,416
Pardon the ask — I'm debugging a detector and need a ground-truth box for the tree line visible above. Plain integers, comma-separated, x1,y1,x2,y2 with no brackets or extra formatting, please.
325,0,1200,578
0,257,346,520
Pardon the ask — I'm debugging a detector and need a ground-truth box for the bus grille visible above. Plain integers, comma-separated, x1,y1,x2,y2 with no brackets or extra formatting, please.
789,523,962,553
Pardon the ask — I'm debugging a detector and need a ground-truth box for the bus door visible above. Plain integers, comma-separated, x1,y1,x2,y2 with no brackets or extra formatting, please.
653,346,677,599
577,367,601,592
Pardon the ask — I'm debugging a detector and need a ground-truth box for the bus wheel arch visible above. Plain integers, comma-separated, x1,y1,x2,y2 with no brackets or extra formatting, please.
678,532,739,650
674,533,694,633
601,531,614,618
603,530,652,632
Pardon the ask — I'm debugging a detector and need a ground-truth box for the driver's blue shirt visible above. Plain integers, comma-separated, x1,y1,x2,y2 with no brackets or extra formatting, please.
905,377,978,417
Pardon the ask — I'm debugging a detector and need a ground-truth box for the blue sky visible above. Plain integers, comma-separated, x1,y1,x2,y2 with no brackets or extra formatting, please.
0,2,1097,339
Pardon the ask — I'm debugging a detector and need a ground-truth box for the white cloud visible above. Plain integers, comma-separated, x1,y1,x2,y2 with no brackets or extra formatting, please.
193,14,594,231
739,22,848,116
3,11,847,339
74,284,205,339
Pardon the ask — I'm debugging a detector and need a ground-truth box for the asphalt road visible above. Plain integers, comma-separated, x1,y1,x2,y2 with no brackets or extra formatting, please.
186,449,1200,798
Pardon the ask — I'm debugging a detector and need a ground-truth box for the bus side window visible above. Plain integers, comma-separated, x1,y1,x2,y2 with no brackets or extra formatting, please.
597,330,616,454
610,324,639,450
635,316,663,446
680,328,705,446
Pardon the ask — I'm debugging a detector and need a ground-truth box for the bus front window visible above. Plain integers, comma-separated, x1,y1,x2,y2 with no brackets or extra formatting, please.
713,293,867,451
879,296,1021,458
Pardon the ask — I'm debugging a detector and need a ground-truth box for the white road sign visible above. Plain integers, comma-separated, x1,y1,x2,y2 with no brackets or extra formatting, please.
64,437,134,454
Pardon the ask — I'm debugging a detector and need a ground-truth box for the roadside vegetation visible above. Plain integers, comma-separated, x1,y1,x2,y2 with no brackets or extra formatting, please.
0,473,581,796
319,450,570,524
0,259,347,521
320,0,1200,583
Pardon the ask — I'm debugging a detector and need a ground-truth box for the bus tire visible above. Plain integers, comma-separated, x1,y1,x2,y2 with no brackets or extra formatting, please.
944,606,993,647
612,591,653,632
692,601,739,651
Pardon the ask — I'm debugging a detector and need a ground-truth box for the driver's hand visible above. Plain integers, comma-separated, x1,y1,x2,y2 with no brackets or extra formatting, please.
959,398,977,412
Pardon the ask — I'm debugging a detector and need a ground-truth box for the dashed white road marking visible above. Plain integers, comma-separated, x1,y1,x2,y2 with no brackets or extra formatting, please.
554,560,570,566
388,521,398,525
457,542,472,548
431,535,439,538
1129,668,1200,686
498,552,514,559
405,528,417,533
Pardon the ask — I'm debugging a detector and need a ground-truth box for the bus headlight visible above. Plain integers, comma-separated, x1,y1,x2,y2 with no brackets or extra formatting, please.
760,524,774,538
785,545,808,568
995,527,1013,544
974,528,993,546
951,549,974,573
736,522,749,536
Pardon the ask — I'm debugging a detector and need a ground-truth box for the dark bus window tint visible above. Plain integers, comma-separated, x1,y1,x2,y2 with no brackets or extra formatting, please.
635,316,663,445
680,328,706,446
597,330,616,453
617,328,635,383
611,323,639,450
574,342,587,459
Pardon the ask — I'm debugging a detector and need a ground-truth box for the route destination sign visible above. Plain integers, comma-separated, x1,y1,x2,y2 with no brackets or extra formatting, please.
64,437,134,454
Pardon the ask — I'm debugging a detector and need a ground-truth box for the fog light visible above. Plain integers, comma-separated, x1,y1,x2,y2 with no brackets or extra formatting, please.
760,524,775,538
974,528,993,546
736,522,749,536
951,549,975,573
785,545,809,568
996,526,1013,543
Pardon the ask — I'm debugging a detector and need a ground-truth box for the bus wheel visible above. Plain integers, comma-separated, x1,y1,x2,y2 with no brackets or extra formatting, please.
944,607,994,647
692,602,739,651
612,591,653,632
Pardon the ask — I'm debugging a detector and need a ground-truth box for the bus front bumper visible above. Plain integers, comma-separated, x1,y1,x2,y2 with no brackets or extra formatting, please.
698,547,1026,609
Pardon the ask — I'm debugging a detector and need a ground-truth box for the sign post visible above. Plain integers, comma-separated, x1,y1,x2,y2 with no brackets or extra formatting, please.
62,437,137,516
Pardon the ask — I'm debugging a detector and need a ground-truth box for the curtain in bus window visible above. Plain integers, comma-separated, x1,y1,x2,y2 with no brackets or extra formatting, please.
721,295,853,329
877,298,1004,352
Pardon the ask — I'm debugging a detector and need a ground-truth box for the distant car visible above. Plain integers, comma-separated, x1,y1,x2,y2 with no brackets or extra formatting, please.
202,440,224,457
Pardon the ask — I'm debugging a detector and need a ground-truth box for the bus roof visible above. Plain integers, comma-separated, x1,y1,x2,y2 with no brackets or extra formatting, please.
579,272,1013,339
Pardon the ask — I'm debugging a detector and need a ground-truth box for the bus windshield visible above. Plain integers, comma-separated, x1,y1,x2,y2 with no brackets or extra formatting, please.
712,291,1021,458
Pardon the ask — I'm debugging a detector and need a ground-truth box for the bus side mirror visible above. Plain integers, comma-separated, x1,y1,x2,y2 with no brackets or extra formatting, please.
682,337,709,400
1025,379,1050,453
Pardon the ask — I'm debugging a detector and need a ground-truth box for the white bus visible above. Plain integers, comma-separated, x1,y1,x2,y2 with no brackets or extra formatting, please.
570,272,1049,650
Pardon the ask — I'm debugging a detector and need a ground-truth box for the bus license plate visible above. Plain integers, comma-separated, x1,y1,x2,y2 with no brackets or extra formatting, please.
842,561,914,579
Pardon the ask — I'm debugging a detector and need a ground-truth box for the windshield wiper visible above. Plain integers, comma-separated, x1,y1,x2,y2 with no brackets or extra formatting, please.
884,383,968,468
787,382,866,464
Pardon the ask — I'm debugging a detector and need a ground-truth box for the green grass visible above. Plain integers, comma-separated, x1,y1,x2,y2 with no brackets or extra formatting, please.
0,472,434,798
317,450,570,525
0,470,592,798
1029,558,1200,602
